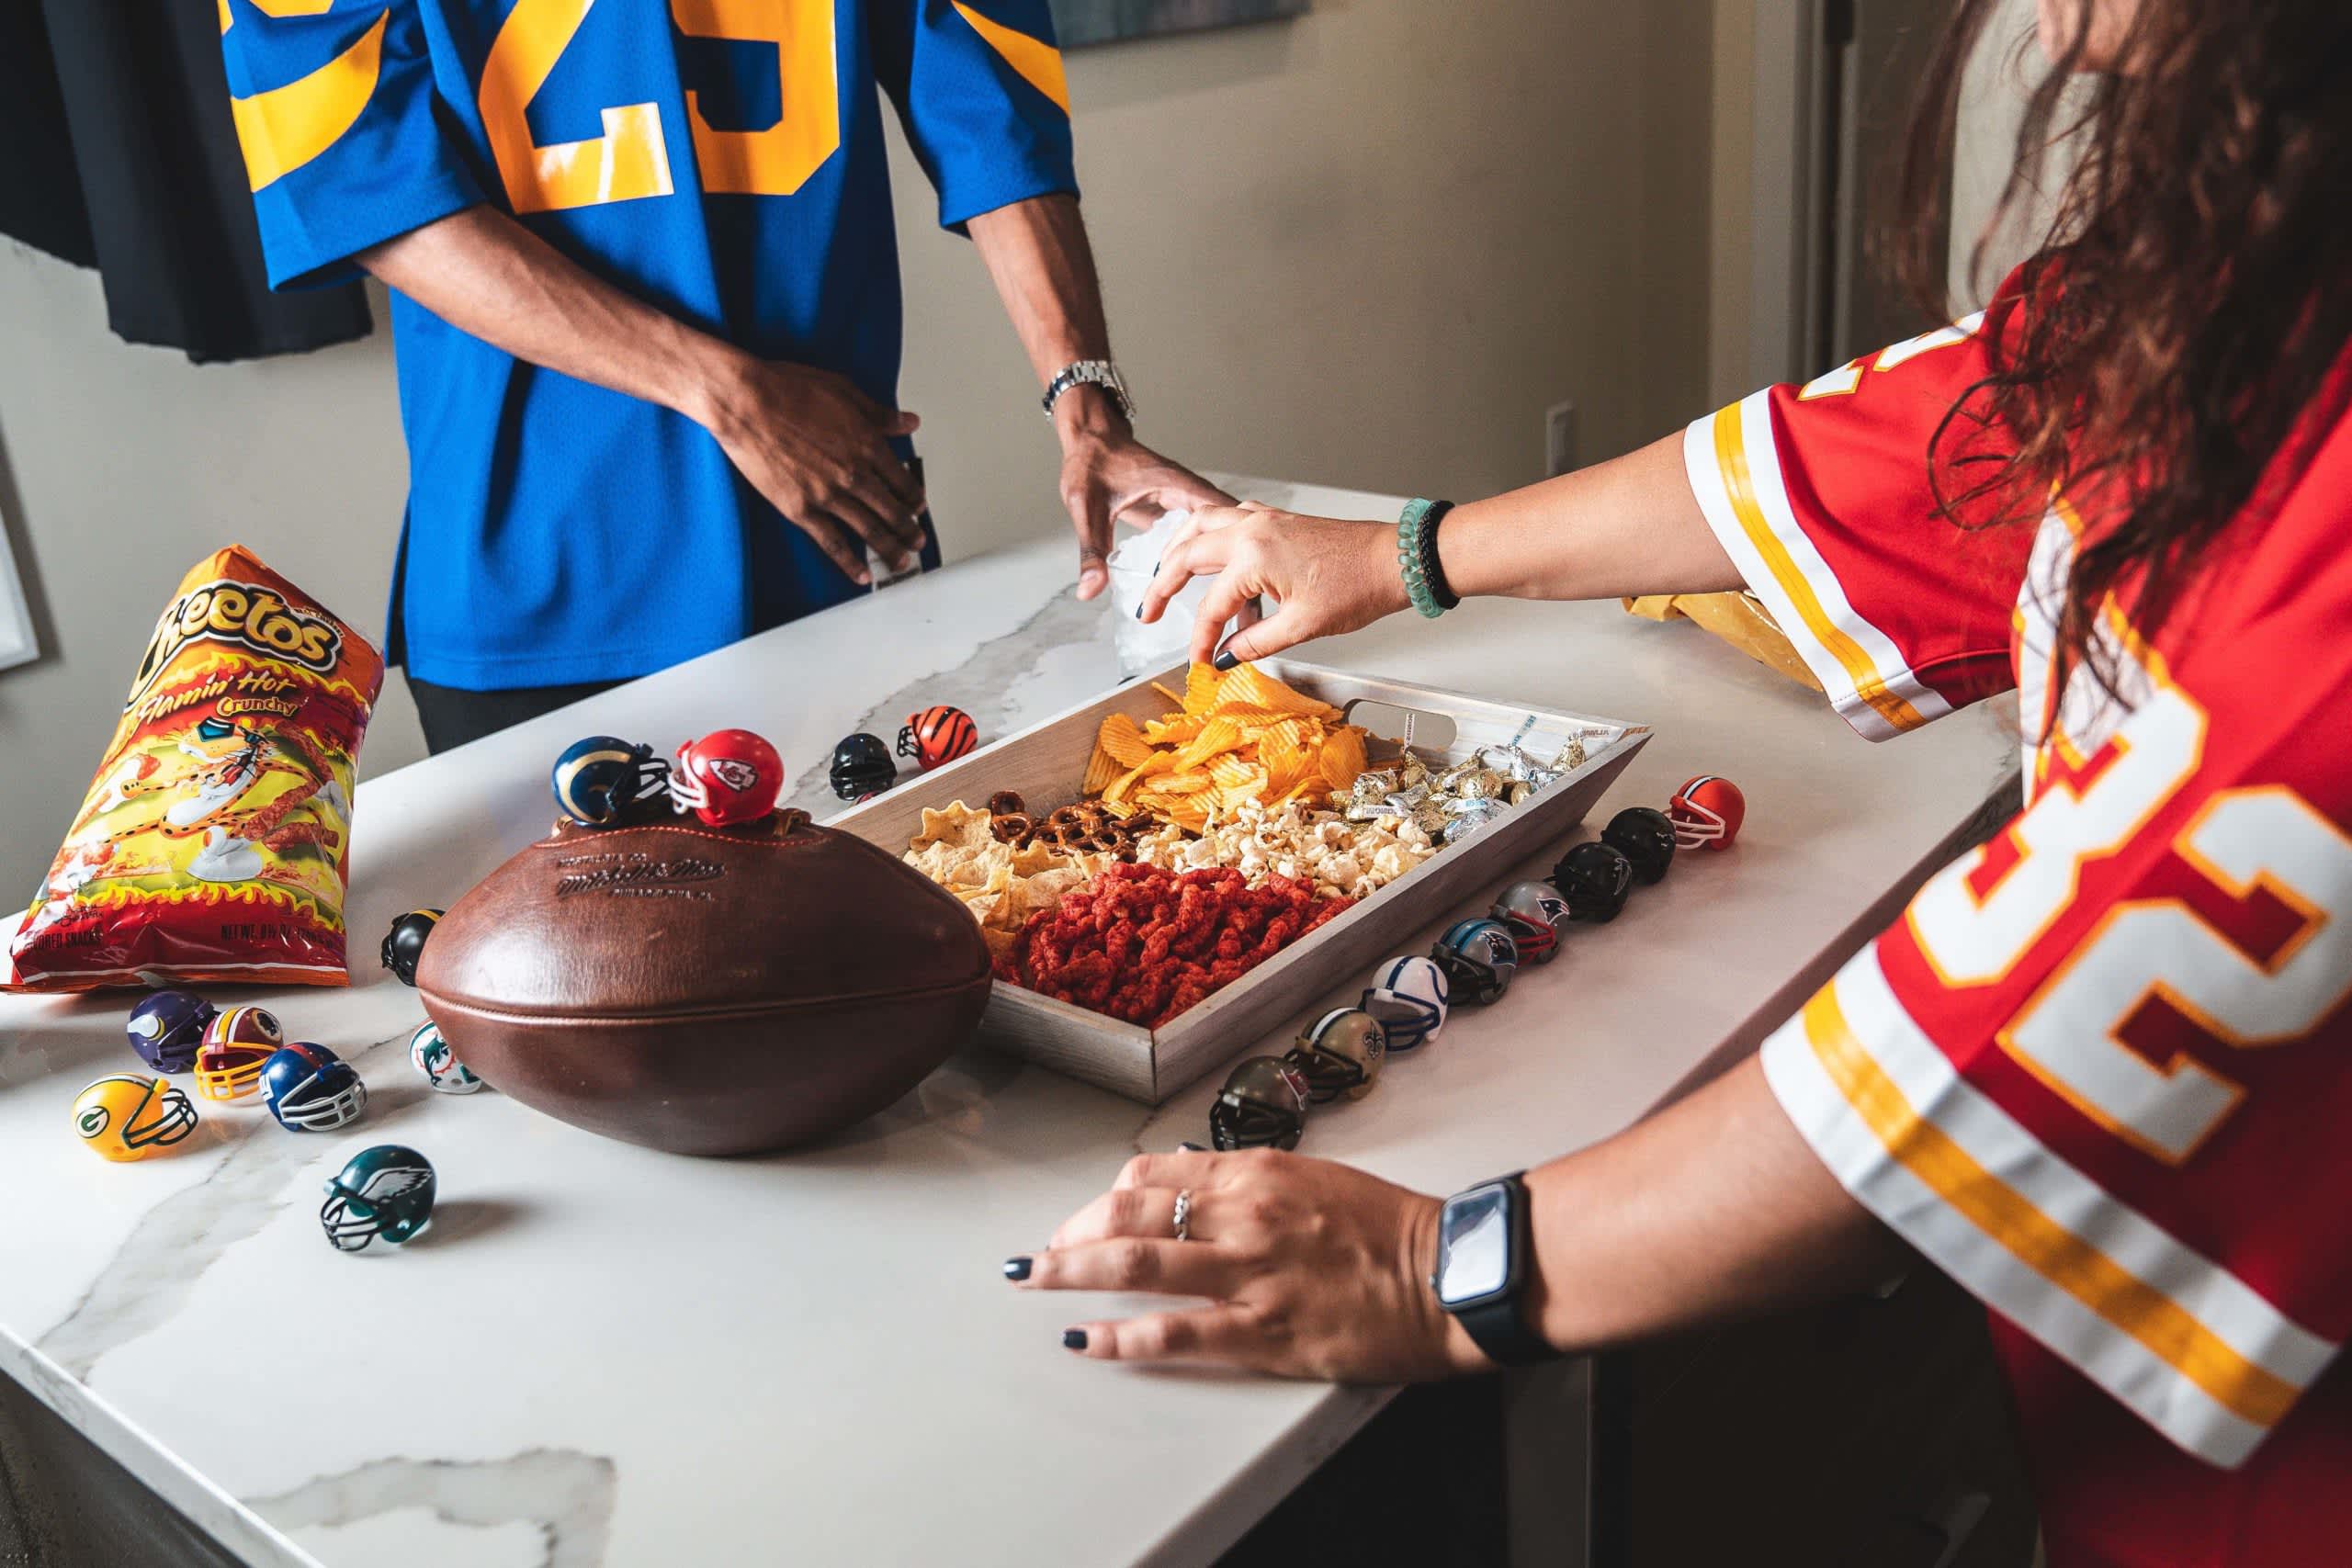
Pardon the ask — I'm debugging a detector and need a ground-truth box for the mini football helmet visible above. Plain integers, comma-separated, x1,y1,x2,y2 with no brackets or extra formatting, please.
829,733,898,801
260,1043,368,1132
1361,954,1451,1050
897,705,978,772
379,908,443,987
671,728,785,827
410,1021,483,1095
125,988,216,1074
195,1006,282,1100
1209,1055,1311,1151
551,736,669,828
1667,774,1746,851
1489,881,1573,964
73,1074,198,1162
1601,806,1679,885
1431,918,1519,1006
321,1145,437,1252
1283,1008,1389,1103
1551,841,1634,923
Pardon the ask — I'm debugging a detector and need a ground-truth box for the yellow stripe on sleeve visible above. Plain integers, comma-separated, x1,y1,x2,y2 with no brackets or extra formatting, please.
1710,405,1929,734
1800,982,2299,1430
952,2,1069,113
229,14,388,192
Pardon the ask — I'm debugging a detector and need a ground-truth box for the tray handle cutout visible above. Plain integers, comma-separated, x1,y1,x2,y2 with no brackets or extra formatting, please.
1341,698,1457,756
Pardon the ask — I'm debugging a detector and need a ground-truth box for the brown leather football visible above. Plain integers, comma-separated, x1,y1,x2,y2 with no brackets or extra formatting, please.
415,807,991,1156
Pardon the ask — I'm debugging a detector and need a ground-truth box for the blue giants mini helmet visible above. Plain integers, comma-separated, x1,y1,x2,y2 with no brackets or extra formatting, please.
126,989,216,1074
260,1043,368,1132
1431,919,1520,1006
551,736,668,828
409,1021,483,1095
321,1145,437,1252
1360,954,1452,1051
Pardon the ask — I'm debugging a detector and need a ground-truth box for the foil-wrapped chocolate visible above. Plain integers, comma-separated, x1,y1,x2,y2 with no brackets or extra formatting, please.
1440,798,1506,840
1411,800,1452,837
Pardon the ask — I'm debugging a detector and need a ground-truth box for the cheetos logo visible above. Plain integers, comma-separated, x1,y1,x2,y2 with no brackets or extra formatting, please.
127,579,341,708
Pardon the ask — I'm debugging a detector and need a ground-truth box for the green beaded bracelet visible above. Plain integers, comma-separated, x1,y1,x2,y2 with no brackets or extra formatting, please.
1397,498,1459,619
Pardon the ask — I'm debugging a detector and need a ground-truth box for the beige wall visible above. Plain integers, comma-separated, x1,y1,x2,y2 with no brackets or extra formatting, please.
0,0,1722,901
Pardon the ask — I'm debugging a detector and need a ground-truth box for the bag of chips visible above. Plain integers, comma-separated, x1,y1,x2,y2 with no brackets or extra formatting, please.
6,546,383,991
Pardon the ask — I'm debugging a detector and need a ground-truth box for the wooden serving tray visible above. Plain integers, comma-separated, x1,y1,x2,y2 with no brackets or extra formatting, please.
829,660,1650,1103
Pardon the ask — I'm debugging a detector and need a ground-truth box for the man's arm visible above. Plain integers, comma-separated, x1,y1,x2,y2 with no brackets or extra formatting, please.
967,195,1231,600
360,207,927,585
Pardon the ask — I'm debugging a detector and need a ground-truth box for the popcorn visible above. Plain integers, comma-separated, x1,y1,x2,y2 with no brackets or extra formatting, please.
1130,798,1440,900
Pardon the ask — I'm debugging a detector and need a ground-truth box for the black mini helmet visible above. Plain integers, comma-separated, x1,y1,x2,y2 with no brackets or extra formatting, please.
1551,841,1634,923
1600,806,1678,885
379,909,443,987
1209,1056,1311,1150
829,733,898,801
1283,1008,1388,1104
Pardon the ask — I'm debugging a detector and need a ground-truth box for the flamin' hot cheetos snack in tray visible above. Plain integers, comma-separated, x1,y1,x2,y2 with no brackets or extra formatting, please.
6,546,382,991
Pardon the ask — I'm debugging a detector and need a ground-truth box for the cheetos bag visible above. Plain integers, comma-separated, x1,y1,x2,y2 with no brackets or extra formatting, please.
7,547,383,990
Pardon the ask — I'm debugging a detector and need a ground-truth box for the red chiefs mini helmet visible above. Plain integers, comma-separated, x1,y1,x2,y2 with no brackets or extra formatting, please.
1667,774,1747,850
671,729,785,828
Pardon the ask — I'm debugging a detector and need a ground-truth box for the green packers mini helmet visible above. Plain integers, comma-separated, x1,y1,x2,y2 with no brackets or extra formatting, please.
321,1145,437,1252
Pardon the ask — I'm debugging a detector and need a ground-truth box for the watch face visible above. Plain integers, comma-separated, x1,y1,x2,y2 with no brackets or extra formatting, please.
1436,1184,1512,1306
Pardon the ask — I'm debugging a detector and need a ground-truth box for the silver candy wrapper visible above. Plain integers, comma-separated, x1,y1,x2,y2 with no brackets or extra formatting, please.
1440,796,1506,840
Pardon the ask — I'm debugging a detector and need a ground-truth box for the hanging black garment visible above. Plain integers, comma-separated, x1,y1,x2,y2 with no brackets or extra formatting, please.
0,0,371,364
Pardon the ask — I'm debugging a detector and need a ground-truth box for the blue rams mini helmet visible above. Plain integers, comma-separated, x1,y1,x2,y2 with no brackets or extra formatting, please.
551,736,669,827
126,989,216,1074
1431,919,1520,1006
260,1043,368,1133
1360,955,1451,1051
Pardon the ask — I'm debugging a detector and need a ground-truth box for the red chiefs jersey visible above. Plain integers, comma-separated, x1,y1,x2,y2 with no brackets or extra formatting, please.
1685,280,2352,1567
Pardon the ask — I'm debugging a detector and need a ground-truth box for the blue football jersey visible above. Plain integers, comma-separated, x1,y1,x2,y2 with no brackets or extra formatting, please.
220,0,1077,690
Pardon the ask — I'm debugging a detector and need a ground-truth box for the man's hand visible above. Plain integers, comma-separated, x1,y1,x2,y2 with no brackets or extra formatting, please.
1057,400,1233,600
1006,1147,1491,1381
696,353,930,586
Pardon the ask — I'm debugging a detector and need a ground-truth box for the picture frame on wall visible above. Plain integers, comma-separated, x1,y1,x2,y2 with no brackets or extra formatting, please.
1050,0,1308,50
0,498,35,673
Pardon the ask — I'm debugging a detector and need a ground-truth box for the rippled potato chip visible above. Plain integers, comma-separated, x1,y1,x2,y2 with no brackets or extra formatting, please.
1080,662,1373,832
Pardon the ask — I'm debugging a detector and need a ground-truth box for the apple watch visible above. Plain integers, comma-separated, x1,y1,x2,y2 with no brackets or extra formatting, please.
1430,1172,1554,1367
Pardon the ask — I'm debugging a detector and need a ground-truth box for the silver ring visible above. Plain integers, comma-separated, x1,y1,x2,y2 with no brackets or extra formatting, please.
1171,1188,1193,1243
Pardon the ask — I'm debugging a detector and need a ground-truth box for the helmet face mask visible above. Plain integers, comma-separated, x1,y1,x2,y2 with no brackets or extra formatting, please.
1209,1056,1310,1150
74,1075,198,1161
1432,919,1519,1006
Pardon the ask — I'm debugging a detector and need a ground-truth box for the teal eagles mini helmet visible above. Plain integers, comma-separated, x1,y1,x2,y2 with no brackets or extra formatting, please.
321,1145,437,1252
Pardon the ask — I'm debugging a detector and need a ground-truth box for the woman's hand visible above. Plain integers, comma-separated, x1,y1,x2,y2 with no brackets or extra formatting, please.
1005,1148,1492,1381
1138,504,1409,666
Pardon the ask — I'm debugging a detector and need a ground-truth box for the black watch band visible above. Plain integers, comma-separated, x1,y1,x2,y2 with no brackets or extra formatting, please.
1437,1173,1555,1368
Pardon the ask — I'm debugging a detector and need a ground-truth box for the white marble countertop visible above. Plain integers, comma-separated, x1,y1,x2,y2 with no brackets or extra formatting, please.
0,479,2018,1568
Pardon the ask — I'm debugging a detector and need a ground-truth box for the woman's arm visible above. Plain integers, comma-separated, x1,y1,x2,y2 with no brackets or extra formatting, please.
1140,430,1742,666
1009,1055,1901,1375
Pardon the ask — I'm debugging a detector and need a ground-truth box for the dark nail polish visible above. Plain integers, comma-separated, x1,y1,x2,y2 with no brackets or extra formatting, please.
1003,1256,1033,1281
1213,649,1239,671
1062,1328,1090,1351
1178,1142,1207,1153
1134,604,1144,619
